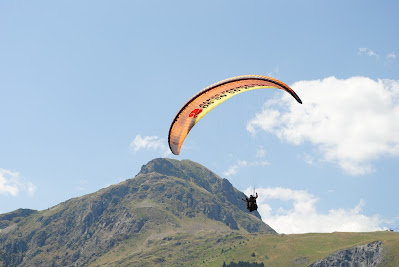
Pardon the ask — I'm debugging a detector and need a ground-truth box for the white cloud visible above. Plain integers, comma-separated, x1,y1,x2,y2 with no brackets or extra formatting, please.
387,52,396,60
223,160,247,176
267,66,280,78
358,48,396,62
0,169,36,197
248,187,385,234
247,76,399,175
130,134,171,156
222,159,270,177
76,179,88,191
256,146,266,158
358,47,379,58
300,152,314,165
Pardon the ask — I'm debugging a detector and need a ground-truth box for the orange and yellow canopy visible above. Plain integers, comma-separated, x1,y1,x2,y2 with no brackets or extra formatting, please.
168,75,302,155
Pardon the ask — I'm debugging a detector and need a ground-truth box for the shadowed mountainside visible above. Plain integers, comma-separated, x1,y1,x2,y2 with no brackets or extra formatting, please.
0,158,274,266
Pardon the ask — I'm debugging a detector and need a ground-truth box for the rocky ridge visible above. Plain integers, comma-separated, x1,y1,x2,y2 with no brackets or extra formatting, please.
309,241,384,267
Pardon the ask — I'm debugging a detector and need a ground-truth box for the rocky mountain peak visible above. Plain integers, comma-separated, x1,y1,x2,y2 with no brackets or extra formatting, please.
0,158,275,266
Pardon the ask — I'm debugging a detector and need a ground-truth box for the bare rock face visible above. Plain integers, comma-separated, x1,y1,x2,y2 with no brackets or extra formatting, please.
309,241,384,267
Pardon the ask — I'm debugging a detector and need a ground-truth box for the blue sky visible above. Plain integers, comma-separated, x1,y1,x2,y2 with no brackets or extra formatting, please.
1,0,398,233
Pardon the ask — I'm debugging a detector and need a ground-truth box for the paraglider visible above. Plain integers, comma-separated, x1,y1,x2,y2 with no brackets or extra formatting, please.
168,75,302,155
242,193,258,212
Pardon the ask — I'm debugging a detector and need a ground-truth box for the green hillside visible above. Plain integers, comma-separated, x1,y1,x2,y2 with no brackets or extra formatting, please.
89,230,399,266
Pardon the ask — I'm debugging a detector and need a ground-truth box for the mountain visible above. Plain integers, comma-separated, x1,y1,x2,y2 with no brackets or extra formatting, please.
0,158,274,266
1,158,399,266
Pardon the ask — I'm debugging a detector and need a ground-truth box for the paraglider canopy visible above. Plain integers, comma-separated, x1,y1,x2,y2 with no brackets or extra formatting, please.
168,75,302,155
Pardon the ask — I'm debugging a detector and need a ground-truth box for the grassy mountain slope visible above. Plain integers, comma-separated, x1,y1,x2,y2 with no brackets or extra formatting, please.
89,230,399,266
208,231,399,267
